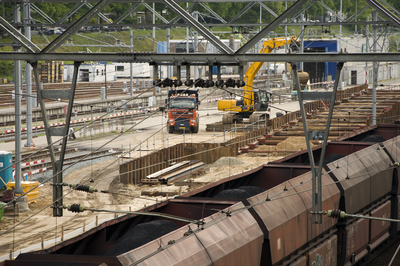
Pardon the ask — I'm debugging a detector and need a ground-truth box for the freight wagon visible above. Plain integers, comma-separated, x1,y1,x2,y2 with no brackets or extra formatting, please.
2,124,400,266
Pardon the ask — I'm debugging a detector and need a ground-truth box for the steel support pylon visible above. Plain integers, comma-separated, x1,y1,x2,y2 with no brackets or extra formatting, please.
31,61,82,217
292,61,344,224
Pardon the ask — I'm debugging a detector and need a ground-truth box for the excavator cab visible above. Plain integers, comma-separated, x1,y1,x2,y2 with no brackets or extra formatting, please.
254,90,269,111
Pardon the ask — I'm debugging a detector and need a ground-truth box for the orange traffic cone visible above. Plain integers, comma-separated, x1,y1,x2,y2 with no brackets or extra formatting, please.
30,140,35,150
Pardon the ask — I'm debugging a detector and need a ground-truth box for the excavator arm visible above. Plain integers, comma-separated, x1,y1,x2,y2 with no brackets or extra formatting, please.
218,36,299,113
243,37,299,109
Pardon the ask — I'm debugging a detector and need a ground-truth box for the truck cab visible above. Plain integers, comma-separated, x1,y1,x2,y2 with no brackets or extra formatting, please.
166,89,200,133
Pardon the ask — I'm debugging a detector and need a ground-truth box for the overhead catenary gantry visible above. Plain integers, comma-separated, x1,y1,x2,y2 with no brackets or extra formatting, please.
2,0,400,219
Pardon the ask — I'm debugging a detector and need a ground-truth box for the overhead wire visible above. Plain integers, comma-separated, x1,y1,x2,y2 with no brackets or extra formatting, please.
1,60,398,254
0,77,230,236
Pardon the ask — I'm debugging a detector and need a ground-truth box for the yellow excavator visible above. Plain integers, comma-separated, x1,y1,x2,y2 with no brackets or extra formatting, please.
217,36,309,124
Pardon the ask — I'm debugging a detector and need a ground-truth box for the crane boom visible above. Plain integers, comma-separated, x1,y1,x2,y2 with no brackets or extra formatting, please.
217,36,307,124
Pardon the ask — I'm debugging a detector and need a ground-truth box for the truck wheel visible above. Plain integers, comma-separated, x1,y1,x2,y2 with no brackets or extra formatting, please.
191,125,199,133
168,126,174,133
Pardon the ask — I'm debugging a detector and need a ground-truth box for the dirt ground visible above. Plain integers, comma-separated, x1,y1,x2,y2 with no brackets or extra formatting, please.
0,133,309,259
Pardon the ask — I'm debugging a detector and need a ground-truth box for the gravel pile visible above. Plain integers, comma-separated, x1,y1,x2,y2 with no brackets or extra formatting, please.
214,189,252,199
361,135,386,143
238,186,265,197
212,157,245,167
104,220,178,256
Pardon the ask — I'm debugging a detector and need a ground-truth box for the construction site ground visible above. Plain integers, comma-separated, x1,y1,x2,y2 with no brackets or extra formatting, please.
2,78,400,260
0,97,305,260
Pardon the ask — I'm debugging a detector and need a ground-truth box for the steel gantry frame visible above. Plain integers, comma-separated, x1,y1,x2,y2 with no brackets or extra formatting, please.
2,0,400,219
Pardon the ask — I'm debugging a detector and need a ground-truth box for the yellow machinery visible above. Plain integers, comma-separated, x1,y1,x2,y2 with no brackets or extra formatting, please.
217,36,309,124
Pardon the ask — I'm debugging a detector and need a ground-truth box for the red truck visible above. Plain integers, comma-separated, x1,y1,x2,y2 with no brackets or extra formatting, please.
166,89,200,133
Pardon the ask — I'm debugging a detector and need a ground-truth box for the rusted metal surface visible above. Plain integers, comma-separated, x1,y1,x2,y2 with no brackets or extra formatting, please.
117,202,264,266
369,201,391,251
247,182,308,265
2,254,121,266
326,143,392,214
272,141,372,165
288,255,307,266
180,164,312,198
343,218,369,265
308,235,337,266
382,135,400,164
289,170,340,241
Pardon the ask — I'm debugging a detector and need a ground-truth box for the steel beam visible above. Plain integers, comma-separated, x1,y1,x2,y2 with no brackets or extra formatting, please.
0,16,40,53
163,0,233,54
30,3,56,24
13,3,23,195
55,61,82,217
170,2,197,24
31,61,82,216
380,0,400,17
317,0,344,22
236,0,308,54
1,52,400,63
85,2,113,24
258,1,278,18
57,2,84,24
41,0,114,53
31,62,59,215
228,2,256,24
0,0,298,2
14,20,399,28
366,0,400,26
141,2,169,24
199,3,227,23
115,3,142,24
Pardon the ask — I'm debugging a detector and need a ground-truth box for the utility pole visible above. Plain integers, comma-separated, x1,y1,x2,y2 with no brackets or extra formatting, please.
300,14,304,70
13,3,23,195
130,29,133,96
104,63,107,99
372,10,377,125
24,1,33,148
167,27,171,95
153,3,156,52
193,11,199,80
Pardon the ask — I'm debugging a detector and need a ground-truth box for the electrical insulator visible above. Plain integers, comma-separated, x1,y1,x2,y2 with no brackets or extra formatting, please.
69,183,98,193
236,80,245,87
162,78,173,88
67,204,86,213
195,78,205,88
226,78,236,88
185,79,193,86
204,80,214,88
215,80,224,87
153,78,161,86
173,80,183,87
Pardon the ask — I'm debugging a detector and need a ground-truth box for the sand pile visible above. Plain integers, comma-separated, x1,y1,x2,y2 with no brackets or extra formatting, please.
212,157,245,167
254,145,276,151
276,136,314,151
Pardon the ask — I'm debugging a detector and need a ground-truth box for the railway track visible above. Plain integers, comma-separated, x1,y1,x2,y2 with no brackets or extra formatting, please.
15,148,122,178
1,110,151,141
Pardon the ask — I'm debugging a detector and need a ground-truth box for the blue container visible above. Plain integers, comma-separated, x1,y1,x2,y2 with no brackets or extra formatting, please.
0,151,12,189
212,66,217,75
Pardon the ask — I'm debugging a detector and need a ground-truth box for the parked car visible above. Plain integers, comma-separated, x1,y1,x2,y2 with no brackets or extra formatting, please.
45,29,55,35
78,27,86,33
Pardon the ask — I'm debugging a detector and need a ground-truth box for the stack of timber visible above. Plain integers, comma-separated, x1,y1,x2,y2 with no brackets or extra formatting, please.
142,160,208,185
39,61,64,83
